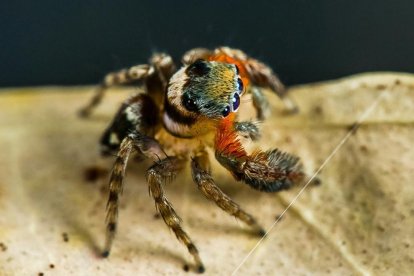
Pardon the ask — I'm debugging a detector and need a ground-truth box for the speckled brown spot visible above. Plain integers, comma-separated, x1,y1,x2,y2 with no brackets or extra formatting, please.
0,242,7,251
377,225,385,232
284,136,292,143
346,122,360,135
312,177,322,186
359,145,368,153
313,105,323,115
62,232,69,242
376,84,386,90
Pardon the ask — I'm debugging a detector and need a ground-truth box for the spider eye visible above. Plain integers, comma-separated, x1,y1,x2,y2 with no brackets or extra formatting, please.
235,65,240,75
187,59,210,76
222,105,231,117
182,93,198,112
232,93,240,111
237,78,244,93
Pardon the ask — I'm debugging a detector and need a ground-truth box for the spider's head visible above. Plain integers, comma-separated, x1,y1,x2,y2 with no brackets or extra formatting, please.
163,59,244,137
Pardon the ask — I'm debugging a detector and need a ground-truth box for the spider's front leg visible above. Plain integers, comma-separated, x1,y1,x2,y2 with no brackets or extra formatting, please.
104,133,205,272
191,149,265,236
79,53,175,117
103,132,168,257
215,114,305,192
147,157,205,273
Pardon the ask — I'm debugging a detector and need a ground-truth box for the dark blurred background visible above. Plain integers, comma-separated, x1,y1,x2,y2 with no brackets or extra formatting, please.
1,1,413,87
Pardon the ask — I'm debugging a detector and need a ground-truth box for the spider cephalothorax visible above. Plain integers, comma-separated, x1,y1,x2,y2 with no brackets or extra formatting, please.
164,59,243,137
79,47,305,273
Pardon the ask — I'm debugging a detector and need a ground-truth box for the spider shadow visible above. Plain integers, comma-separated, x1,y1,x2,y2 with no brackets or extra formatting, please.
116,239,190,270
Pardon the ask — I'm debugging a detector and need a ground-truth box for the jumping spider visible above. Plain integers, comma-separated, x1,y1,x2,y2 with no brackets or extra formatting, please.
79,47,305,273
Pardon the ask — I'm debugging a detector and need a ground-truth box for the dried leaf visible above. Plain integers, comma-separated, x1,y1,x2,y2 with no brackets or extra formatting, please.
0,73,413,275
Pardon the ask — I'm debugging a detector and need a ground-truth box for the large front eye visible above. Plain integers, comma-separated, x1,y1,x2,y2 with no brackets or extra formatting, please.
182,93,198,112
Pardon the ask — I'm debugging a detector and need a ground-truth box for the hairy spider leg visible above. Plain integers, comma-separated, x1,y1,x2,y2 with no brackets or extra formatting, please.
103,133,205,272
79,53,175,117
147,157,205,273
191,149,265,236
215,113,305,192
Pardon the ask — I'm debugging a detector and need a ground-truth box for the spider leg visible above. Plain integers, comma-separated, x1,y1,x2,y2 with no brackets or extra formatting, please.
182,48,213,65
79,64,151,117
251,86,271,120
103,133,168,258
103,136,134,257
215,114,305,192
245,58,299,114
99,93,160,155
147,157,205,273
79,53,175,117
234,121,261,141
191,150,265,236
104,126,204,271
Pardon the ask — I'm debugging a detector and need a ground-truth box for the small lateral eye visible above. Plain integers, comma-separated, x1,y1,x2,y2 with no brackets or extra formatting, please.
222,105,230,117
235,65,240,74
182,93,198,112
187,59,210,76
232,93,240,110
237,78,244,93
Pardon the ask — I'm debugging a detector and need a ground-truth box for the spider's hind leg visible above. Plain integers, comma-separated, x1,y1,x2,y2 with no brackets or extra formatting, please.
245,58,298,115
79,53,175,117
